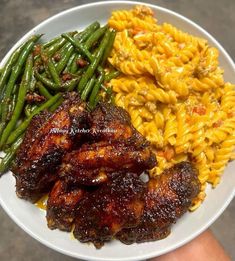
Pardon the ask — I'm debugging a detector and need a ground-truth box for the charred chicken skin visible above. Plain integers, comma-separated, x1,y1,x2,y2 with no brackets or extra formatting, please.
73,173,146,249
116,162,200,244
46,180,85,231
12,93,87,202
60,103,156,185
11,94,200,249
60,141,156,185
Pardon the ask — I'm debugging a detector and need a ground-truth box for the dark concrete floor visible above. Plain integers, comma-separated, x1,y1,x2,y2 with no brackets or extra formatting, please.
0,0,234,260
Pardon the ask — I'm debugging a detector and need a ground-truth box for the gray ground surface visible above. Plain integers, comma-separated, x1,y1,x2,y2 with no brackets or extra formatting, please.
0,0,234,260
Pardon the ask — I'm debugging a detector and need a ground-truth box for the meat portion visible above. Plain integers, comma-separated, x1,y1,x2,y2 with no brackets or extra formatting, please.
60,141,156,185
116,162,200,244
60,102,156,185
12,93,88,202
46,180,85,231
73,173,146,248
89,102,149,149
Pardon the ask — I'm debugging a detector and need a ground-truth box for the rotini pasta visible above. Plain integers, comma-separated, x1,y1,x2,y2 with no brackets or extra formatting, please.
108,5,235,210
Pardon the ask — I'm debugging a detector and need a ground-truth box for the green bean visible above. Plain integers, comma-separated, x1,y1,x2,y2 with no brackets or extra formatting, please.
64,77,81,92
64,53,76,73
89,71,105,108
49,97,64,112
77,30,111,93
0,135,23,175
46,38,67,57
6,93,62,145
55,44,74,74
43,36,61,49
70,54,80,74
1,35,41,125
81,76,95,101
100,29,116,66
75,22,100,42
7,92,17,121
0,54,33,148
104,70,120,82
0,36,34,97
85,25,108,50
24,104,38,117
48,57,61,84
34,71,60,90
37,81,52,99
61,34,92,62
29,73,36,92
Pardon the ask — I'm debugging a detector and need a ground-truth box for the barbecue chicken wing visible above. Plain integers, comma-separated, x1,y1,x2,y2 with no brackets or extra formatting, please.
73,173,146,248
116,162,200,244
60,141,156,185
89,102,150,149
46,180,85,231
12,93,88,202
59,102,156,185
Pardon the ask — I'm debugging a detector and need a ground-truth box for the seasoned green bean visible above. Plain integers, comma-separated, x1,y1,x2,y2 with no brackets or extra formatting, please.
104,70,120,82
85,25,108,50
48,57,61,84
62,33,93,62
0,36,35,97
1,35,41,126
43,36,61,49
0,54,33,147
81,76,95,101
64,53,76,73
77,30,111,93
35,71,60,90
89,71,105,108
46,38,67,57
49,97,64,112
29,73,36,92
64,77,80,92
37,81,53,99
70,54,80,74
24,104,38,117
55,44,74,74
7,92,17,121
100,29,116,66
0,135,23,175
75,22,100,42
6,93,62,145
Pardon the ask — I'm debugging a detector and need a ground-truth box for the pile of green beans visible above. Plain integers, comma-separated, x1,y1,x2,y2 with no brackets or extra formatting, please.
0,21,119,175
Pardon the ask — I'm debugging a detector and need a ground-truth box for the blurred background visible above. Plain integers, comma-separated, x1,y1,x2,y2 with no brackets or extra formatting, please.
0,0,234,260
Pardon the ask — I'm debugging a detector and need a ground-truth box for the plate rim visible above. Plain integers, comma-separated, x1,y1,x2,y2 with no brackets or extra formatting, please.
0,1,234,261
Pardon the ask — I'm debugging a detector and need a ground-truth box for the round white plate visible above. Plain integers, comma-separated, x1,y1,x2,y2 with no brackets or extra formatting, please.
0,1,235,261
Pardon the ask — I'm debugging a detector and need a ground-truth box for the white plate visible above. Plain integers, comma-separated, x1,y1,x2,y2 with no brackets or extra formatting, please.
0,1,235,261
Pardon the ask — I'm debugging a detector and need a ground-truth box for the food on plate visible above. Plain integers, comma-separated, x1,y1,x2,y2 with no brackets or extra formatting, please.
0,3,234,249
59,102,156,185
116,162,200,244
12,93,88,202
47,180,85,231
107,5,235,210
73,172,146,249
0,21,117,174
74,162,199,248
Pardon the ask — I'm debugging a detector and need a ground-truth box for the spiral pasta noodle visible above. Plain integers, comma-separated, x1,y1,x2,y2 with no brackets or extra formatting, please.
108,5,235,210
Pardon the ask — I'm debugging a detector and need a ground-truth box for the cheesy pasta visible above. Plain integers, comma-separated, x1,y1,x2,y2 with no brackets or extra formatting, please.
107,5,235,210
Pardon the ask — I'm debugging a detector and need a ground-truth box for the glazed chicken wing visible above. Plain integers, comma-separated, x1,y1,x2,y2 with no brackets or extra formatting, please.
116,162,200,244
46,180,85,231
73,173,146,248
59,102,156,185
59,141,156,185
89,102,148,148
12,93,88,202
